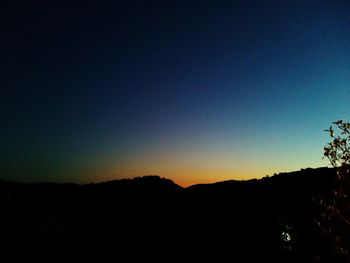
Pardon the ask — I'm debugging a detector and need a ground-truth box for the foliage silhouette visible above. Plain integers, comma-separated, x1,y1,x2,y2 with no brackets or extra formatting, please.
316,120,350,259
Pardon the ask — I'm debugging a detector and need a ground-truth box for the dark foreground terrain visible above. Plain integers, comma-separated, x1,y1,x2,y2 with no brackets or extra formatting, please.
1,167,350,262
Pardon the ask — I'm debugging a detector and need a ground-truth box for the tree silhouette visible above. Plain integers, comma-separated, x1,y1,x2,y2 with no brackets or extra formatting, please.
316,120,350,259
324,120,350,169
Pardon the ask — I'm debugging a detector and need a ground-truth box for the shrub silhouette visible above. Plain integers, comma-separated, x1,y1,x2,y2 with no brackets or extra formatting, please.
316,120,350,259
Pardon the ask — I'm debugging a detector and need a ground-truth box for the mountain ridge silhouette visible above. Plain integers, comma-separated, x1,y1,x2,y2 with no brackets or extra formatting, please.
1,167,349,262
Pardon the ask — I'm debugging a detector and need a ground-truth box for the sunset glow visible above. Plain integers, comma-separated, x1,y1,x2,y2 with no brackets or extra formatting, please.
2,1,350,186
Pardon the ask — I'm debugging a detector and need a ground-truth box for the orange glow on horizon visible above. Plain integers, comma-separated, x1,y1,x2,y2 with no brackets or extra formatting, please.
79,152,327,187
95,165,269,188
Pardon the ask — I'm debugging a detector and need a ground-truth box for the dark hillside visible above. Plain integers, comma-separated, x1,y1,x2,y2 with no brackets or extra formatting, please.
0,168,349,262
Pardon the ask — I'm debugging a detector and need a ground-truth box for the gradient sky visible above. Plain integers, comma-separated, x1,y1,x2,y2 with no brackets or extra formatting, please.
2,0,350,186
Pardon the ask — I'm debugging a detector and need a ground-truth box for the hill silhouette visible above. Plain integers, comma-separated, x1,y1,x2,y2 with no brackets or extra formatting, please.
0,168,349,262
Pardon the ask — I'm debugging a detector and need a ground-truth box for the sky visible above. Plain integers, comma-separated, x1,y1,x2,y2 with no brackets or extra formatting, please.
2,0,350,186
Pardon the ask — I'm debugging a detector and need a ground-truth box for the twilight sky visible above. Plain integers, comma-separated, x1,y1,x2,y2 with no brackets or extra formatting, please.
2,0,350,186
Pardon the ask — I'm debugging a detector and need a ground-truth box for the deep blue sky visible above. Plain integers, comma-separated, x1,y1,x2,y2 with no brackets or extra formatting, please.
2,0,350,185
